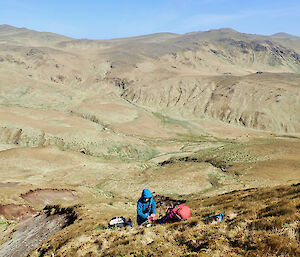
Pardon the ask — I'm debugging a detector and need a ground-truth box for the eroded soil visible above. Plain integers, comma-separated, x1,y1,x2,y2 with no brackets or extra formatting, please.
0,204,36,221
0,205,76,257
21,189,78,206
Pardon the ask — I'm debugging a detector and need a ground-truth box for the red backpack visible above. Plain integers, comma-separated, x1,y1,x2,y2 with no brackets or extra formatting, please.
162,204,191,223
171,204,191,220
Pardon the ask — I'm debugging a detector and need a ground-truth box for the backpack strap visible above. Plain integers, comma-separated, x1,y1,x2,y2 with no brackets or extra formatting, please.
168,205,184,220
173,205,184,220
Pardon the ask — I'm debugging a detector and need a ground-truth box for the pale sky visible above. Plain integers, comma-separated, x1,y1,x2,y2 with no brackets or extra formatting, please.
1,0,299,39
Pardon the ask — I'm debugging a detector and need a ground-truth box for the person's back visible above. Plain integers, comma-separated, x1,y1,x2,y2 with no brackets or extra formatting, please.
137,188,156,225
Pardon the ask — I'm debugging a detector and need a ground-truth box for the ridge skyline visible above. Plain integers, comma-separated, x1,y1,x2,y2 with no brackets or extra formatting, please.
1,24,299,41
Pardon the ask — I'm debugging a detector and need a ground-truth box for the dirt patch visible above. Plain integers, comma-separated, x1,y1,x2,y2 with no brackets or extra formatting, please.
0,204,36,221
21,189,78,206
0,205,77,257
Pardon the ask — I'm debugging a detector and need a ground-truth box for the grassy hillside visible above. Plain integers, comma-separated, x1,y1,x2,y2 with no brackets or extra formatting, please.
26,183,300,256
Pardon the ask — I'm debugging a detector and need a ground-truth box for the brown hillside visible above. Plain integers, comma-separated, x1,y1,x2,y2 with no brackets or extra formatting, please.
0,26,299,257
0,26,299,139
21,183,299,257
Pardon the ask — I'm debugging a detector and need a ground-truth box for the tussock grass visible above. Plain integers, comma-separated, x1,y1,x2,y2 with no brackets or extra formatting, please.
34,183,300,256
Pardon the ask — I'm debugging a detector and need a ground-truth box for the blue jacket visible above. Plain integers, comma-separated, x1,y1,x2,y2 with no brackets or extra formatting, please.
137,189,156,225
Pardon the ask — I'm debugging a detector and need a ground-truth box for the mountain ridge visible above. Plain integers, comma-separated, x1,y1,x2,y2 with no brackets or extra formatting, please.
1,24,299,41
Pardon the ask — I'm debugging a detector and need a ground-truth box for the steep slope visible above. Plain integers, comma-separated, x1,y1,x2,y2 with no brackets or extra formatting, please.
122,73,300,133
28,183,300,257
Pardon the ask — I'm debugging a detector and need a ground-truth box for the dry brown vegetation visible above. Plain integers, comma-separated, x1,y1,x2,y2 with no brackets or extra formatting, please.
28,183,300,257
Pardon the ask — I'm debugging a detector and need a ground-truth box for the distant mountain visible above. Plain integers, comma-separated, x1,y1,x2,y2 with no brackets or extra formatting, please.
0,24,72,46
0,24,29,34
0,25,300,136
271,32,299,39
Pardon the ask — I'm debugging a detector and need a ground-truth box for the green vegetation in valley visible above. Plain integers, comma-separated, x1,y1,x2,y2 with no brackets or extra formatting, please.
152,112,191,130
106,143,160,161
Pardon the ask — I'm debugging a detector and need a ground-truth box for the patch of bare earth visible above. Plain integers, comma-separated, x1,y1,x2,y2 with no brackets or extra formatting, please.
0,204,36,221
21,189,78,206
0,205,77,257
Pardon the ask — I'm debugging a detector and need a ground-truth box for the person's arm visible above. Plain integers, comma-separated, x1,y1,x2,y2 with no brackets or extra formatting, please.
137,201,148,219
151,198,156,214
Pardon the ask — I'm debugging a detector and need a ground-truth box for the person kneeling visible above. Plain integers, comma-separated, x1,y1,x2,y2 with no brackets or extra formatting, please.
137,188,156,225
